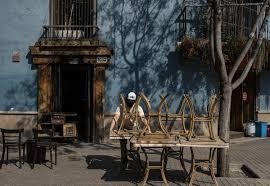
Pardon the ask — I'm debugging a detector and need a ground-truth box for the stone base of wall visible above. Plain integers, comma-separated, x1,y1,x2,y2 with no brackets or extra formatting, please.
0,112,37,141
0,112,219,143
257,112,270,124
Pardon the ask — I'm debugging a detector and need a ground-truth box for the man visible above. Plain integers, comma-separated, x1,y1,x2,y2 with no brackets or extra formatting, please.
110,91,150,170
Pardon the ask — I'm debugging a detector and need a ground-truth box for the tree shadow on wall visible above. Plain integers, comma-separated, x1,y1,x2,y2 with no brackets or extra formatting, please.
3,74,37,111
162,52,219,113
100,0,218,112
176,1,211,39
99,0,181,106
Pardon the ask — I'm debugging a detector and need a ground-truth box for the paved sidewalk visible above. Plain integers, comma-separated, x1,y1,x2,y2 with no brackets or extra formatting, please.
0,138,270,185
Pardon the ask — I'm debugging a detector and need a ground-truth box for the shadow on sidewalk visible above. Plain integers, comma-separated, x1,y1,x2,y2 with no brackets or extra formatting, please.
84,154,187,185
85,154,140,183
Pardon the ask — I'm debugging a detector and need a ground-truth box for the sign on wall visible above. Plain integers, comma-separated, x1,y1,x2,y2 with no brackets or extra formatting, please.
11,50,20,63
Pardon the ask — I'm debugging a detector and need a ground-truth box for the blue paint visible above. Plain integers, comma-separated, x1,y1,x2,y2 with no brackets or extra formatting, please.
98,0,219,113
0,0,49,111
0,0,219,114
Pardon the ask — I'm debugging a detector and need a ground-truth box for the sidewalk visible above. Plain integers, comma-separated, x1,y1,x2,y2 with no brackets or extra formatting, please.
0,138,270,185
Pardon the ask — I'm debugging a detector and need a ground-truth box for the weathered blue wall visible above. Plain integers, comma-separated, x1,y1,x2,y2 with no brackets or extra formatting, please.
0,0,49,111
98,0,219,113
0,0,219,114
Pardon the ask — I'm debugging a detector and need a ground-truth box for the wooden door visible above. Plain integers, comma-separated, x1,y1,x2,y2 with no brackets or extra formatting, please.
230,72,256,131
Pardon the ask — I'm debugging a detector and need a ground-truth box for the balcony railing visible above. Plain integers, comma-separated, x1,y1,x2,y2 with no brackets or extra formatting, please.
42,25,99,40
176,3,270,41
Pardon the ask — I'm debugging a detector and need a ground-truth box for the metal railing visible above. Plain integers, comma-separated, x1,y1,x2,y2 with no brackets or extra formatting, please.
176,3,270,41
42,25,99,39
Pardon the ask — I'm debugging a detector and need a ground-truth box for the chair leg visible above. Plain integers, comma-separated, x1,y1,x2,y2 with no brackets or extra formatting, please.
208,121,215,140
54,145,57,165
19,144,22,169
210,163,218,185
32,146,37,169
38,148,42,165
22,144,25,164
0,146,5,169
50,147,53,169
6,147,8,163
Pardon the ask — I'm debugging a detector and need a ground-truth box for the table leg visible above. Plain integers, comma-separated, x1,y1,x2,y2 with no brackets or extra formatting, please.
161,147,169,170
186,147,218,186
185,147,195,185
140,147,169,186
209,148,218,185
161,148,170,186
128,148,143,172
179,147,188,175
141,147,149,186
162,147,191,183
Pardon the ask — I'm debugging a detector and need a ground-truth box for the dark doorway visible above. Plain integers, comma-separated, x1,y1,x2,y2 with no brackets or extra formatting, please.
230,72,256,131
55,64,92,142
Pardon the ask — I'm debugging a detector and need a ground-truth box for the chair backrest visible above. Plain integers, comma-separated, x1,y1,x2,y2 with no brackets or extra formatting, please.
176,95,194,133
32,129,53,144
207,95,218,118
183,94,218,118
51,113,65,125
1,128,24,145
183,94,196,117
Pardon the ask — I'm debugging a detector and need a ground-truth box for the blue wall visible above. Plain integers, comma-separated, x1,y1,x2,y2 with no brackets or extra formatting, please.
98,0,219,113
0,0,49,111
0,0,219,114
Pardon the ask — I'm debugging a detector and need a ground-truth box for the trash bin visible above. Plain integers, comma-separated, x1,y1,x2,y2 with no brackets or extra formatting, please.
255,121,268,137
245,121,256,137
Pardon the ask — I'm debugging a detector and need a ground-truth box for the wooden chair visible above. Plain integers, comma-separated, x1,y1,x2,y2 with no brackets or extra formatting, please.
185,95,218,140
31,129,57,169
160,95,193,139
0,128,25,169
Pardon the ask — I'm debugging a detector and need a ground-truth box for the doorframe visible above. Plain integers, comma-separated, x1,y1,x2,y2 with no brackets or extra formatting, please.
53,64,95,142
30,39,112,143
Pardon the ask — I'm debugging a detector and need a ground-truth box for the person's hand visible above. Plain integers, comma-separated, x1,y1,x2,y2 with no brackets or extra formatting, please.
110,129,117,134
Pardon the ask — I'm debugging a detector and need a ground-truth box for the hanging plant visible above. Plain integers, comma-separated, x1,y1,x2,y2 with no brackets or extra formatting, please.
176,36,211,63
176,36,270,67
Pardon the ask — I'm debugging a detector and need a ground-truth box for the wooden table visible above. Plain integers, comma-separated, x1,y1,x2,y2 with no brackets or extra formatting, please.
109,131,143,171
109,131,138,140
130,135,229,186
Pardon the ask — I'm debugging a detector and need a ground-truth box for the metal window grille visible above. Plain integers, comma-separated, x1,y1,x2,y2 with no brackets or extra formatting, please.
43,0,98,39
177,0,269,40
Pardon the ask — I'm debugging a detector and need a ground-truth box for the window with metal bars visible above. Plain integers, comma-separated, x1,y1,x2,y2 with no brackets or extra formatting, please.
177,1,266,40
44,0,98,39
50,0,96,26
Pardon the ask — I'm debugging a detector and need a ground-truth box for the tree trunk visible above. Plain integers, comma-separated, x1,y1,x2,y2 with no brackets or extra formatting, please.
217,82,232,177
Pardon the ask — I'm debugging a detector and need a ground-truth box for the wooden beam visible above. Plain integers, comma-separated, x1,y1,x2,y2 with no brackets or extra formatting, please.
38,64,53,113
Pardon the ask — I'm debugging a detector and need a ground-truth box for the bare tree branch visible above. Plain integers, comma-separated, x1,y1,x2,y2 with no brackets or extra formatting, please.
232,7,270,90
210,8,216,66
229,0,270,82
213,0,228,81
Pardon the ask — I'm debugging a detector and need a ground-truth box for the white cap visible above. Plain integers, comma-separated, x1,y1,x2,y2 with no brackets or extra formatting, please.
127,92,136,101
